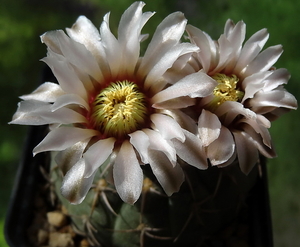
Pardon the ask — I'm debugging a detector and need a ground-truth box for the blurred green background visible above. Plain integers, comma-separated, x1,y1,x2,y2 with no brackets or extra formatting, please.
1,0,299,246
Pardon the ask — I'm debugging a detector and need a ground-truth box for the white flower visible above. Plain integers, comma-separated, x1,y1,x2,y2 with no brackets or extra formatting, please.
159,19,297,174
10,2,215,204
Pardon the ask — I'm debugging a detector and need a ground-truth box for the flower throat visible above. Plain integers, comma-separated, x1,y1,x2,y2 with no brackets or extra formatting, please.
91,81,148,139
211,73,244,106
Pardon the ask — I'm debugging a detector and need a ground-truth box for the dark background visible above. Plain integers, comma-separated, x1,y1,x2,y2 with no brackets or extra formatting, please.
1,0,299,246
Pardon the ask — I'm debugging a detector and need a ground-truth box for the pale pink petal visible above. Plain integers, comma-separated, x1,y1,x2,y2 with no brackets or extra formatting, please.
51,94,90,111
148,149,184,196
66,16,110,79
224,19,235,36
152,96,196,109
139,12,188,79
61,158,96,204
100,13,122,77
129,130,150,164
243,45,283,77
113,141,143,204
83,137,116,178
33,127,98,155
144,43,199,92
42,52,88,100
210,35,232,74
42,107,88,124
42,30,101,82
172,129,208,169
241,71,272,102
215,101,257,126
152,71,216,106
226,20,245,47
151,113,185,142
232,130,259,175
20,82,65,102
55,140,89,175
242,124,276,158
186,24,216,72
263,68,290,91
223,20,246,73
10,100,87,125
207,126,235,166
10,101,53,125
142,128,177,166
198,109,221,146
250,87,298,111
166,109,198,135
66,15,100,48
118,1,154,75
238,116,272,148
234,28,269,73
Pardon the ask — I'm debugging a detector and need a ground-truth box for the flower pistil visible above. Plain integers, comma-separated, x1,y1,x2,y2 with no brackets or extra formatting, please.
91,80,148,139
211,73,244,106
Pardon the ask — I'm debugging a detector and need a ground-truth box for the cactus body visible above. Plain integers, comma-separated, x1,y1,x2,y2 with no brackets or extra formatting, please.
50,152,259,247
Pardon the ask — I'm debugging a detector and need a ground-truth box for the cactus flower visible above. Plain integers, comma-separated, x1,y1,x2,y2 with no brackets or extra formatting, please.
10,2,217,205
160,19,297,174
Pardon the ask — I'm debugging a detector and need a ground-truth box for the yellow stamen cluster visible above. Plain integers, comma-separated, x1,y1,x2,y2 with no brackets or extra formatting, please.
91,80,148,138
212,73,244,106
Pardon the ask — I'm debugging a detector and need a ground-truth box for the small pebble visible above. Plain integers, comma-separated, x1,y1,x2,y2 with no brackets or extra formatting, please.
80,238,90,247
47,211,68,228
49,232,74,247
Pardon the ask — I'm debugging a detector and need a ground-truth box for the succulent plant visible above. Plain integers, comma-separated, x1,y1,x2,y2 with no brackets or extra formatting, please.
50,151,260,247
9,2,297,247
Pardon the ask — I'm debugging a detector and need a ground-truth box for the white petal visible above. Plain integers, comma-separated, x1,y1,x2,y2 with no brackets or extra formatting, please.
207,126,235,166
241,71,272,102
152,71,216,106
66,16,110,79
238,116,272,148
55,140,89,175
232,130,259,175
10,100,86,125
250,88,298,110
172,129,208,169
42,52,88,100
42,30,101,81
83,137,116,178
243,45,283,77
215,101,256,126
100,12,121,76
139,12,188,79
51,94,89,111
186,24,216,72
144,43,199,92
198,109,221,146
151,113,185,142
166,109,198,135
234,28,269,73
61,158,96,204
142,128,177,166
242,124,276,158
263,68,290,91
152,96,196,110
148,149,184,196
33,127,98,155
129,130,150,164
113,141,143,204
10,101,52,125
118,1,154,75
20,82,65,102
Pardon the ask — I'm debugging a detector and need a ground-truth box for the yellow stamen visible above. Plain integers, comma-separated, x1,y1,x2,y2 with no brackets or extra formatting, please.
91,81,148,138
211,73,244,106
